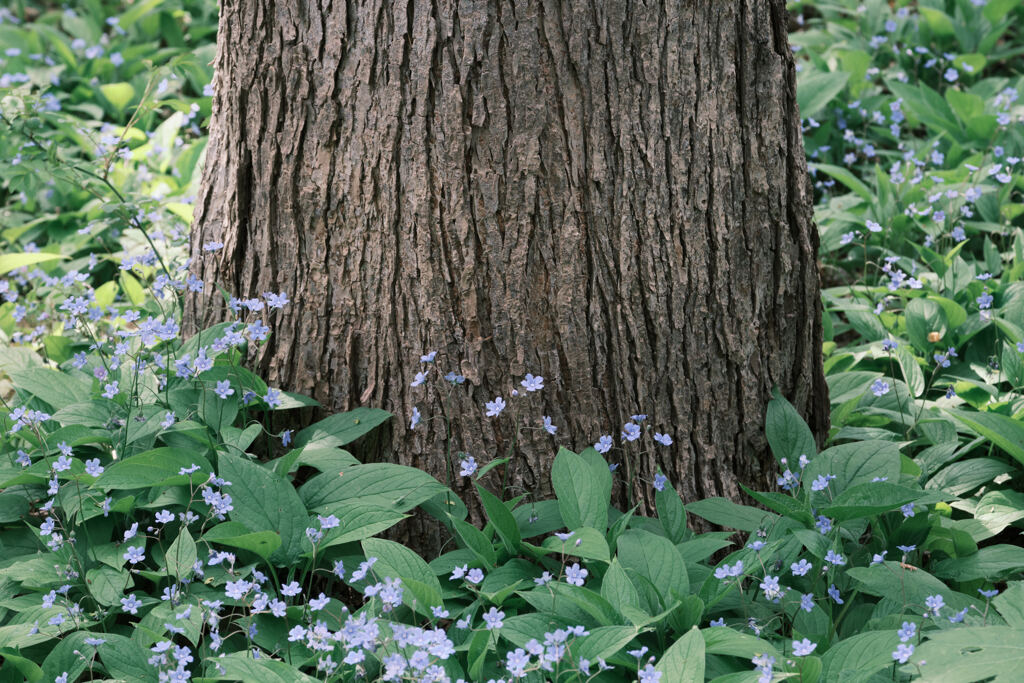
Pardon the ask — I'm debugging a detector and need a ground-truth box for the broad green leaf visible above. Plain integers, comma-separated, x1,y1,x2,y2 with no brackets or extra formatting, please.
686,498,778,532
820,482,924,522
656,484,687,543
906,297,948,353
617,529,688,607
897,345,925,397
41,632,92,683
948,409,1024,467
203,522,282,560
210,653,321,683
95,448,213,490
165,527,197,580
802,440,901,495
294,407,392,448
98,634,157,683
913,627,1024,682
994,583,1024,628
220,452,309,565
847,563,981,615
0,252,65,276
797,70,850,119
450,516,497,567
810,163,873,202
361,538,443,617
0,492,29,523
86,566,133,606
819,630,899,683
477,484,520,554
703,626,780,659
741,485,814,526
932,545,1024,581
300,463,446,513
655,626,705,682
572,625,637,663
551,447,608,531
542,527,610,563
8,367,92,410
601,559,642,617
100,82,135,111
766,387,817,464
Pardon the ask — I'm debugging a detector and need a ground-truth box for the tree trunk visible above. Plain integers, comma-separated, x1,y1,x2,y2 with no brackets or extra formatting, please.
187,0,829,550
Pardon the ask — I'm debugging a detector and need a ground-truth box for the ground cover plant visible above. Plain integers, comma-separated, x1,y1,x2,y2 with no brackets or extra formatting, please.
0,0,1023,681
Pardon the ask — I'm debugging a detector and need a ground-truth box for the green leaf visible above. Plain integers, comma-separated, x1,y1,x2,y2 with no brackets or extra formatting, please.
95,448,213,490
847,562,981,614
655,626,705,682
165,527,197,580
947,409,1024,467
906,297,948,352
119,271,146,305
741,485,814,526
361,538,443,617
703,626,780,659
309,502,408,551
8,367,92,410
86,566,133,606
572,625,637,663
477,484,520,554
203,522,282,560
542,527,610,563
820,482,924,522
551,447,608,531
932,545,1024,581
300,463,446,514
0,492,29,523
219,452,309,565
819,630,899,682
210,653,321,683
810,163,873,202
686,497,778,532
914,627,1024,682
294,407,392,448
802,440,901,495
41,632,92,683
920,7,955,36
617,529,688,607
98,634,157,682
656,484,687,543
994,583,1024,627
797,70,850,119
450,516,497,567
766,387,817,464
897,345,925,397
100,82,135,112
0,252,65,276
601,559,642,618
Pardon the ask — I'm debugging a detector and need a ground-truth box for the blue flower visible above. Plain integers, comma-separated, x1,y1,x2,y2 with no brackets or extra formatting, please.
485,396,506,417
594,435,613,453
520,373,544,392
792,638,817,656
791,559,812,576
459,456,477,477
653,473,668,491
654,432,673,446
893,643,914,663
543,415,557,435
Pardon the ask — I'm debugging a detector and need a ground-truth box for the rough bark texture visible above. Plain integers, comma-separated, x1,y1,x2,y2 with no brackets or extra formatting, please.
188,0,829,550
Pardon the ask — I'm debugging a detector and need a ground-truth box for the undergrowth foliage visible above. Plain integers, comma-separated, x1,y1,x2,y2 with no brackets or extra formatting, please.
0,0,1023,682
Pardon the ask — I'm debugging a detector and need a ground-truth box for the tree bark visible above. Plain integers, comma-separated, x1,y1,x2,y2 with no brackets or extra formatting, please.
188,0,829,550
